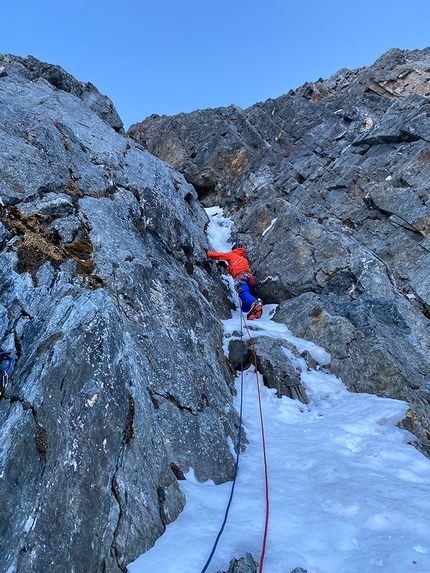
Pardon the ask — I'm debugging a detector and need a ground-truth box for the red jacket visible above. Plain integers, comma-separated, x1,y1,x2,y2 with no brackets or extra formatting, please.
207,248,251,279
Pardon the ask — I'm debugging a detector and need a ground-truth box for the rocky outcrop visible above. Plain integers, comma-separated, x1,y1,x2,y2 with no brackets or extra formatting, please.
128,48,430,457
227,335,309,403
273,293,430,453
0,56,239,573
214,553,259,573
0,53,124,132
214,555,307,573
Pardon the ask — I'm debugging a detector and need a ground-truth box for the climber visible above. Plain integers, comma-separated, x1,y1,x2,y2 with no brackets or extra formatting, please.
207,244,263,320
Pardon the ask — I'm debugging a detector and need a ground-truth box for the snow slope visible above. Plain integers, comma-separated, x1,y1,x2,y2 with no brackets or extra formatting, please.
128,207,430,573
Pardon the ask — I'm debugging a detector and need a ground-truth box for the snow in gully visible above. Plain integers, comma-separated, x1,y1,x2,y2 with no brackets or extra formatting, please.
128,207,430,573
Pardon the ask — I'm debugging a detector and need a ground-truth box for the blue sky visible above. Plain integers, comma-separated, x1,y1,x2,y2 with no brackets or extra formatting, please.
2,0,430,128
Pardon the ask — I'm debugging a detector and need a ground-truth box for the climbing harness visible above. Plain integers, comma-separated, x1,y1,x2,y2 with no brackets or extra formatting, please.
234,273,249,295
234,271,251,289
235,270,250,280
199,312,246,573
199,308,270,573
0,349,14,400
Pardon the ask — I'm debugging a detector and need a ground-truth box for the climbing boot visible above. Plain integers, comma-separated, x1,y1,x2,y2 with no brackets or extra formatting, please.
247,299,263,320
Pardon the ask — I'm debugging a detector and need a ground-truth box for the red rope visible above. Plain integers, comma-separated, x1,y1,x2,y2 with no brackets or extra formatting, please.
242,313,270,573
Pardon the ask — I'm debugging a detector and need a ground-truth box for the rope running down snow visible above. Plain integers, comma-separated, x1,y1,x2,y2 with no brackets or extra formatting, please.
199,313,246,573
199,309,270,573
241,312,270,573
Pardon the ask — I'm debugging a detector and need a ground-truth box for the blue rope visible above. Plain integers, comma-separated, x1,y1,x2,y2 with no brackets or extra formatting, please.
199,313,245,573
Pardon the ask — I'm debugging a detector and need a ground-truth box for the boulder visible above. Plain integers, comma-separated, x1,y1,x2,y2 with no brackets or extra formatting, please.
214,553,259,573
228,336,309,403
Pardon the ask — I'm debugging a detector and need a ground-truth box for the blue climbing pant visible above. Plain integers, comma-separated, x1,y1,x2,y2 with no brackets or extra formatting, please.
237,278,258,313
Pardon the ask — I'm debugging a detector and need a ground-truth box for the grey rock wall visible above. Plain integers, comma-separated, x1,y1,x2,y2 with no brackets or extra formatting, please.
129,47,430,457
0,56,239,573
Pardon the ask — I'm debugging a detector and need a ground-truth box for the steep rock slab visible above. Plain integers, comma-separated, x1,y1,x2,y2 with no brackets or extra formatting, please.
128,104,275,207
0,279,182,573
0,58,239,572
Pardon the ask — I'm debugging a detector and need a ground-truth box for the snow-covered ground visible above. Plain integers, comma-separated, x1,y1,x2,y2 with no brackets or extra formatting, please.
128,207,430,573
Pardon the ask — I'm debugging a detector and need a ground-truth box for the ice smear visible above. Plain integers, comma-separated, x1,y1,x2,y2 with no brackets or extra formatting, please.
262,217,278,236
205,206,234,252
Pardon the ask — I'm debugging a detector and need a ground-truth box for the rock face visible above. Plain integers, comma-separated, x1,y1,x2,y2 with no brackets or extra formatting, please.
0,56,240,573
129,48,430,457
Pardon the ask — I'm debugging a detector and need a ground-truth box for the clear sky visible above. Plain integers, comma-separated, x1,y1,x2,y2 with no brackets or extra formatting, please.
2,0,430,128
